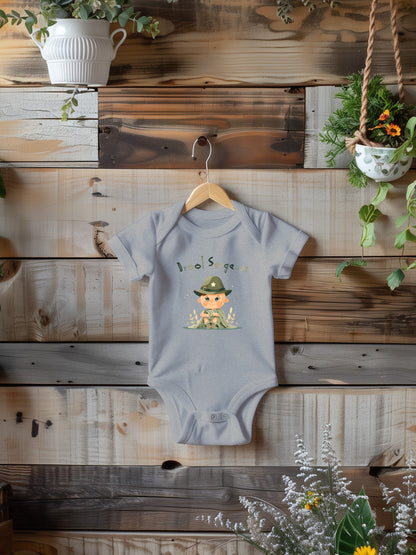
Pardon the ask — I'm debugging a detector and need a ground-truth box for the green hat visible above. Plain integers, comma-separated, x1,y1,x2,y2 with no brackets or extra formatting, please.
194,275,232,297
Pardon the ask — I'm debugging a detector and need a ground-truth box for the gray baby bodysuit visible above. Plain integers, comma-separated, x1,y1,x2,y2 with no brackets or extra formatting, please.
109,200,308,445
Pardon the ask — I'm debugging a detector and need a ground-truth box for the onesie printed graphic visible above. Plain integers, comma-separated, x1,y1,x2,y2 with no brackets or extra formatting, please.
185,275,239,329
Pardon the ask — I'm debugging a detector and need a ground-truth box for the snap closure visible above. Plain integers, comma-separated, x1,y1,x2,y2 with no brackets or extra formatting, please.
209,411,229,423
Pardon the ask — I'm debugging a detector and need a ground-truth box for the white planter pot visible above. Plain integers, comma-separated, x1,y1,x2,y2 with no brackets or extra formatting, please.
30,19,127,86
355,143,412,182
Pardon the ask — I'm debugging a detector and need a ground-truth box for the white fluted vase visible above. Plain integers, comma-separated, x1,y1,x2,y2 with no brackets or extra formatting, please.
30,19,127,86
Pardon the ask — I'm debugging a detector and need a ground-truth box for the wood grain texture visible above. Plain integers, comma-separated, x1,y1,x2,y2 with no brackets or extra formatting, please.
0,521,13,555
0,386,412,466
0,88,98,165
1,343,416,386
1,1,416,86
0,465,408,531
12,531,258,554
1,167,416,258
98,87,304,168
1,258,415,343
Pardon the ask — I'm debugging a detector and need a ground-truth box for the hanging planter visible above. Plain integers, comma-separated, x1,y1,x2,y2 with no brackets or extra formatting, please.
344,0,415,183
30,19,126,87
354,143,413,183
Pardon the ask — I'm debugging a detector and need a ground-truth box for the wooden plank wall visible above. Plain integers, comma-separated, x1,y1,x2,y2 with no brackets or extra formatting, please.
1,0,416,553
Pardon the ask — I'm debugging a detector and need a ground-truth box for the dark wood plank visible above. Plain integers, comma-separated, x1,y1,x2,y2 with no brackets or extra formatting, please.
1,343,416,386
1,1,416,86
98,87,304,168
1,258,416,343
0,465,408,531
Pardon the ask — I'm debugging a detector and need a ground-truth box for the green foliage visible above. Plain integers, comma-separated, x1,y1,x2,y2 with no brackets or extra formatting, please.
275,0,340,23
335,487,375,555
61,88,80,121
388,179,416,289
335,259,367,282
359,204,381,248
320,73,416,188
0,0,176,38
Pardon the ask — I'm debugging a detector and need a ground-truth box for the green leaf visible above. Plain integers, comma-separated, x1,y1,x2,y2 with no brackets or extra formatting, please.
405,228,416,243
24,11,37,34
359,204,381,225
406,180,416,202
118,6,133,27
387,268,405,290
406,260,416,271
79,4,90,20
360,222,376,248
372,182,393,206
394,229,408,249
0,172,5,198
335,259,367,282
335,487,375,555
395,214,409,228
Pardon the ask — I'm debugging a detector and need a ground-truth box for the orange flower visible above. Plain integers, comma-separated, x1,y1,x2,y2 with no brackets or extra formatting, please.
386,123,401,137
368,123,384,131
304,503,312,510
379,109,390,121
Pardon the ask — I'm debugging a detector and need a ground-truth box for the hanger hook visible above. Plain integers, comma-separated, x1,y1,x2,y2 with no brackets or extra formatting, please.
192,136,212,181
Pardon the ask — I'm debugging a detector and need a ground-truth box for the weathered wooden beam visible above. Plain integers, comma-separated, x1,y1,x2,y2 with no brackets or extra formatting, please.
0,88,98,165
1,167,415,258
13,531,258,554
1,1,416,86
0,386,412,466
0,465,410,531
98,87,304,168
1,258,415,343
1,343,416,386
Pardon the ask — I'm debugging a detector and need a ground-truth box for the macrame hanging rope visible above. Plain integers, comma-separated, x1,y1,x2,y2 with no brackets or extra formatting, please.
345,0,404,154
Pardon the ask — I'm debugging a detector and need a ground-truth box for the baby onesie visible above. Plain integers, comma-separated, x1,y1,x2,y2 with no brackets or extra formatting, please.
109,200,308,446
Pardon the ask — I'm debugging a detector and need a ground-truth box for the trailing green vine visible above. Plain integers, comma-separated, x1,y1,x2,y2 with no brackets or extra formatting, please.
275,0,341,23
387,179,416,289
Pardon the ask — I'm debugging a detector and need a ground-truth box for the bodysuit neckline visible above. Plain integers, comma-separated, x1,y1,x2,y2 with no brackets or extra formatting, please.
179,203,241,238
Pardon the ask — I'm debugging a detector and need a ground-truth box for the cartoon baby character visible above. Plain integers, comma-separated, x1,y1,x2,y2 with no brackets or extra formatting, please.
192,276,236,329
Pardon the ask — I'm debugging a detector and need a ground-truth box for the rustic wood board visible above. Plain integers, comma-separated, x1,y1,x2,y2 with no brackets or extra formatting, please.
1,342,416,386
0,88,98,165
1,258,415,343
0,87,98,120
305,85,416,169
1,1,416,86
13,531,258,555
0,465,408,531
0,385,411,466
0,520,13,555
1,167,416,258
98,87,304,168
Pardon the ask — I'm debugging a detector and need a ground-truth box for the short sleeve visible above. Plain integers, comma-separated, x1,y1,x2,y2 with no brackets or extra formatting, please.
108,213,156,281
261,212,309,279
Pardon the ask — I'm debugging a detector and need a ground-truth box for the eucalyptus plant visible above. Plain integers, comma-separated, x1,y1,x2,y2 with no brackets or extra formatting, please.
276,0,341,23
0,0,177,40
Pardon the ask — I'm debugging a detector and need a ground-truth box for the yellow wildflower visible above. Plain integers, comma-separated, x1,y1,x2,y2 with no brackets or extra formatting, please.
353,546,377,555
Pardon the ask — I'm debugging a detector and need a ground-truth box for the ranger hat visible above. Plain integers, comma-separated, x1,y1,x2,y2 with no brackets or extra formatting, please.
194,275,232,296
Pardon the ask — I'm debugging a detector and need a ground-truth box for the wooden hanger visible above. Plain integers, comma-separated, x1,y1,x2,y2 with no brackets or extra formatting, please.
182,137,235,214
